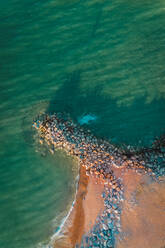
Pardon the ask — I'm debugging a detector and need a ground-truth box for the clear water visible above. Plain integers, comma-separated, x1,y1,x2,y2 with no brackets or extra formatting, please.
0,0,165,247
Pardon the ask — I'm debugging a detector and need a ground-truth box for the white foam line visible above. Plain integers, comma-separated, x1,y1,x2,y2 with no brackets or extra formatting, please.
49,171,80,246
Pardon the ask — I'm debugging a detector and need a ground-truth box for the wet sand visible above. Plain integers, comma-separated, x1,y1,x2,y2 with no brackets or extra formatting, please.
53,168,165,248
52,166,105,248
33,114,165,247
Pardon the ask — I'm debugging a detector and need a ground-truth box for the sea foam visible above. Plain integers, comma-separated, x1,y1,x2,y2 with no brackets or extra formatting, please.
78,114,97,125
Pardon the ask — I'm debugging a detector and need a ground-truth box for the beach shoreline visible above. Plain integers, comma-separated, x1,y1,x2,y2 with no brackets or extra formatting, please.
33,114,165,248
51,165,105,248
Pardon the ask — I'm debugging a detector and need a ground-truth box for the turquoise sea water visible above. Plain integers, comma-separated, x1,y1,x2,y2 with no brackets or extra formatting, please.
0,0,165,247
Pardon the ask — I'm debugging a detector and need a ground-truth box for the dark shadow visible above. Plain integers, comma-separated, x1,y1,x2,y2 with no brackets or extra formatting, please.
46,69,116,121
47,69,82,116
46,69,165,149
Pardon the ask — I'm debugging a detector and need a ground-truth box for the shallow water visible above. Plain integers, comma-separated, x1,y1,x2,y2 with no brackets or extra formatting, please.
0,0,165,247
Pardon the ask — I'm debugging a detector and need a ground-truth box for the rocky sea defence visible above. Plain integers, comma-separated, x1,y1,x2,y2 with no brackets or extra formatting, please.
33,113,165,248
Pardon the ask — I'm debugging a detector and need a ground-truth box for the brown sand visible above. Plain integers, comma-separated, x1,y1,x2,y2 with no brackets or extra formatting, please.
53,166,104,248
116,172,165,248
35,116,165,247
53,165,165,248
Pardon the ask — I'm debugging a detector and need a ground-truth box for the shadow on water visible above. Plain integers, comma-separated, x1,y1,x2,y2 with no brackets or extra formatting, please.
47,70,82,115
46,69,165,147
46,69,118,133
21,64,165,151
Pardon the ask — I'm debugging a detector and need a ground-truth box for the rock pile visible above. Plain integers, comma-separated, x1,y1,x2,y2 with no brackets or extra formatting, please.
33,113,165,248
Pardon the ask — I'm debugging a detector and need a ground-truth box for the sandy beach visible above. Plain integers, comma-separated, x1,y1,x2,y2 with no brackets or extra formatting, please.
33,114,165,248
116,174,165,248
52,167,165,248
52,166,105,248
